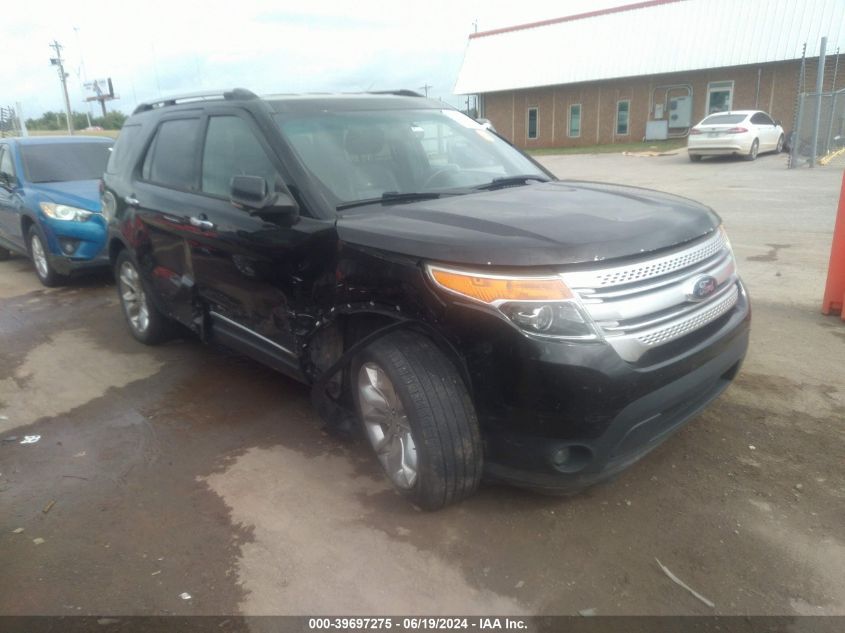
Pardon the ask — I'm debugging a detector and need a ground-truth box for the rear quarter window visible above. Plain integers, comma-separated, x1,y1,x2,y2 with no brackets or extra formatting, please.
106,124,142,174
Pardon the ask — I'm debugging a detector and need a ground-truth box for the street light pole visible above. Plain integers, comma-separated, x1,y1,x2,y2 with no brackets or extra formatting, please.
49,40,74,135
73,27,93,128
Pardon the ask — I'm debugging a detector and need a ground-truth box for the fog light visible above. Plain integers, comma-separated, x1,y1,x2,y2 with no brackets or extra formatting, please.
58,238,79,255
552,447,570,466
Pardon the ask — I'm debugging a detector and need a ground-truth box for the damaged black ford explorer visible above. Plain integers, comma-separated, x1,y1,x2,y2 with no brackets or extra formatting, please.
103,89,750,509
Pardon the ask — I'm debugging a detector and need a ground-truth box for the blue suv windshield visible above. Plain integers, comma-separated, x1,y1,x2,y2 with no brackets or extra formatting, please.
274,109,547,207
22,142,113,183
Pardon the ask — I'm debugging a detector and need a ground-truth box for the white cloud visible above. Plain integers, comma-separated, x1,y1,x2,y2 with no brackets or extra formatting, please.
2,0,622,118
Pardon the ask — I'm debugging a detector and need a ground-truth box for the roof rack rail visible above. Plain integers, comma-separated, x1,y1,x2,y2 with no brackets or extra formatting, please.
132,88,258,114
367,90,425,98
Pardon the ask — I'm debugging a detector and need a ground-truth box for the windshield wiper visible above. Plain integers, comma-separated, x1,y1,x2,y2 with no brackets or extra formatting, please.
473,175,550,191
336,191,444,211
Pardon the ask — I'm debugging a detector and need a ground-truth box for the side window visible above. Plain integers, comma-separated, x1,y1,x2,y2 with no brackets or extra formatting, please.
201,116,279,198
107,124,142,174
527,107,539,140
616,100,630,135
141,118,201,189
568,104,581,138
750,113,765,125
0,146,15,178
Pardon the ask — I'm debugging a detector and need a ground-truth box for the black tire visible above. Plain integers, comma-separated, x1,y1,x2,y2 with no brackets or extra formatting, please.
745,138,759,161
688,153,702,162
776,134,785,154
115,249,171,345
0,247,11,261
27,225,66,287
352,330,482,510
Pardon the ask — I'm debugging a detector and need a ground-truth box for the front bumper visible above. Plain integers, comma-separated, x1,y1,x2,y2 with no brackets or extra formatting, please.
40,214,109,275
460,283,750,493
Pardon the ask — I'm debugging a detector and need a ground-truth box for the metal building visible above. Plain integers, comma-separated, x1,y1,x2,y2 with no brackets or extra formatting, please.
454,0,845,148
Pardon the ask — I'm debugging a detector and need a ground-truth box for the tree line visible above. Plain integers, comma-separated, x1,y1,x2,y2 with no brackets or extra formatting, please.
25,110,127,131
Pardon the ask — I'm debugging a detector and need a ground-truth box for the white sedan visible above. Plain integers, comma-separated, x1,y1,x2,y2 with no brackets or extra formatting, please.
687,110,785,162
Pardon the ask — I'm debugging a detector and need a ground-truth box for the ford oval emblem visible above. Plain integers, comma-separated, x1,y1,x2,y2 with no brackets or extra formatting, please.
688,275,718,301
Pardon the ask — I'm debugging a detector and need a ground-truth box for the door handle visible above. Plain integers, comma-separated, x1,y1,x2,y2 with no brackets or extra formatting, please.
124,195,140,206
188,216,215,231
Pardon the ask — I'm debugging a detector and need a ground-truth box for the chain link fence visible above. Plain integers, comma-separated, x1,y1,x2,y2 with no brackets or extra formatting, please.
790,89,845,168
0,105,24,137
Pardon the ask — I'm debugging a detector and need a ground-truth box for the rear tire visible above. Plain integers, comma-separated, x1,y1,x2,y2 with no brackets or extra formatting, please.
745,138,759,161
352,330,482,510
688,154,702,162
115,250,171,345
28,225,66,287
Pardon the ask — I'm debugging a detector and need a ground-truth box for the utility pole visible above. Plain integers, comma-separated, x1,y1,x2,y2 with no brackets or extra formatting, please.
420,83,432,98
809,36,827,167
49,40,74,135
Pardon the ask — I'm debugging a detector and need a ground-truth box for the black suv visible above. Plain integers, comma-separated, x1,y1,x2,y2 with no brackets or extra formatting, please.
103,89,750,509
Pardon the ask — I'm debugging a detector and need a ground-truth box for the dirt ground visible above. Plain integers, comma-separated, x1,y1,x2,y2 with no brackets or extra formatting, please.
0,150,843,617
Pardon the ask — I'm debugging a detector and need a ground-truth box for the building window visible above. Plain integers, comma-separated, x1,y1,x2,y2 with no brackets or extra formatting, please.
568,104,581,138
616,100,630,136
707,81,734,114
527,107,538,139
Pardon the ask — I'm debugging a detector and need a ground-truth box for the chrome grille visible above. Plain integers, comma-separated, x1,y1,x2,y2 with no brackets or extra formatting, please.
563,230,727,290
636,284,738,346
561,230,741,362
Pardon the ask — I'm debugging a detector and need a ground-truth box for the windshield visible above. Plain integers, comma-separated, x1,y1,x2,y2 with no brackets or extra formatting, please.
700,114,747,125
274,109,547,208
21,142,113,183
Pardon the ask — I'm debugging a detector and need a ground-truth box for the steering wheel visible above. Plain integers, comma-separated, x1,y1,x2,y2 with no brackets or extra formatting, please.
422,168,457,190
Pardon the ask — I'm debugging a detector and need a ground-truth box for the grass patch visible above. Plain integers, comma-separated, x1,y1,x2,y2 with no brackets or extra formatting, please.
527,140,686,156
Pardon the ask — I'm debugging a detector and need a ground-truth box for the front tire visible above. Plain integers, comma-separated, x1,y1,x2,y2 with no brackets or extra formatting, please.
352,330,482,510
0,247,11,261
28,225,66,287
688,153,702,162
745,138,759,161
776,134,785,154
115,250,170,345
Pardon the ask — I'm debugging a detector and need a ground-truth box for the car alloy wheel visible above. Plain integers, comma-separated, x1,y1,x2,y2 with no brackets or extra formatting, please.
357,361,418,489
747,139,759,161
30,233,50,280
118,260,150,335
776,134,784,153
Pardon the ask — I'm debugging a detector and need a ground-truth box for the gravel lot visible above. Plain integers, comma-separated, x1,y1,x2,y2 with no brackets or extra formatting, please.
1,150,843,617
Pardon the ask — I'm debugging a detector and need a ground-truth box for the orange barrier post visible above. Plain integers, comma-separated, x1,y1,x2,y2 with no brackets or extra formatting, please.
822,171,845,319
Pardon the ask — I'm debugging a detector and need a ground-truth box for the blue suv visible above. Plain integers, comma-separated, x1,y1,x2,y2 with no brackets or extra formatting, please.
0,136,114,286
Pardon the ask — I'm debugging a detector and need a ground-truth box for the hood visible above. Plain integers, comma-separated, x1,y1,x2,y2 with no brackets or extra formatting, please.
336,180,721,267
28,180,101,213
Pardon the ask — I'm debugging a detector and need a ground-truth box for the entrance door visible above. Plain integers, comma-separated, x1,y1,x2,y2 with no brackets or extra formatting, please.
707,81,734,114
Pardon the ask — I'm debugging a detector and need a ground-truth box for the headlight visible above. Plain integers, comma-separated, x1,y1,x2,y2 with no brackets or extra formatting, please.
39,202,93,222
426,265,599,340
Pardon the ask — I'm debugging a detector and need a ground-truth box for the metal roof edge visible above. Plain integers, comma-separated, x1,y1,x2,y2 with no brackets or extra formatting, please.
468,0,688,40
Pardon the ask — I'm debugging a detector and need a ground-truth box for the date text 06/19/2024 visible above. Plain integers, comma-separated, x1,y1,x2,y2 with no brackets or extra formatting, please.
307,618,528,630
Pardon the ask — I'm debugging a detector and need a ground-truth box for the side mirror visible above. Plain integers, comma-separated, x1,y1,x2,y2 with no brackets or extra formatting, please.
775,120,782,127
0,172,13,189
230,175,299,225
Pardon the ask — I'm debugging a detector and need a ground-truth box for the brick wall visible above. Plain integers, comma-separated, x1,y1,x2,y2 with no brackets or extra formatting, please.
479,56,845,148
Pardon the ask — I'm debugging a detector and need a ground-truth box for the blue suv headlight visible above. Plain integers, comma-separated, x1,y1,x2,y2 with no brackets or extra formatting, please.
39,202,94,222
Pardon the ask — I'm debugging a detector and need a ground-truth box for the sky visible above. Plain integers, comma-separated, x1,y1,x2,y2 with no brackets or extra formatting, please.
2,0,626,120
